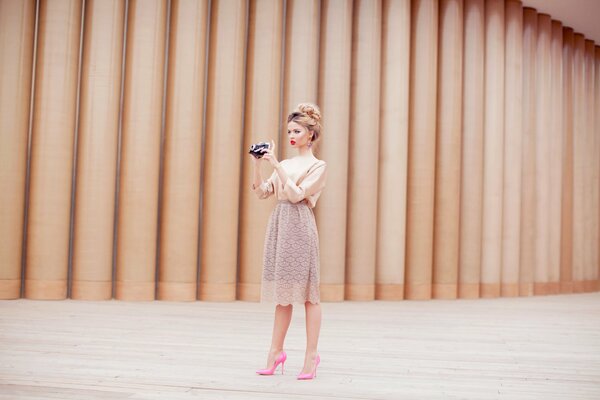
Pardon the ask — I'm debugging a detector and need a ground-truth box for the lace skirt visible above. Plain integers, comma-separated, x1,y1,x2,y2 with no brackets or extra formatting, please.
261,200,320,305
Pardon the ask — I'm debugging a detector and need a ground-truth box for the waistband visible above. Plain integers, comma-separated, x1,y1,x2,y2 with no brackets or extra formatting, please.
277,199,309,206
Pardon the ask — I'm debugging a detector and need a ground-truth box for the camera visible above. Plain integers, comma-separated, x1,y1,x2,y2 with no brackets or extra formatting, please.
249,142,270,158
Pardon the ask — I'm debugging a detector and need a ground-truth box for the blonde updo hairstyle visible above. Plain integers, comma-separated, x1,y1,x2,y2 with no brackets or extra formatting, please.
287,103,322,148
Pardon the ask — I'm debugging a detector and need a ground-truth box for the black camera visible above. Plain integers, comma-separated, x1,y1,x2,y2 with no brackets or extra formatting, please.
249,142,270,158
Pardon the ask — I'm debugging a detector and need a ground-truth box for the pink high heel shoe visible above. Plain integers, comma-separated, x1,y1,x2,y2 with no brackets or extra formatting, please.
297,354,320,380
256,351,287,375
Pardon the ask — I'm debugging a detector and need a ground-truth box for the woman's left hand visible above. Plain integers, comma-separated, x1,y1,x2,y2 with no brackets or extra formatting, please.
262,140,280,169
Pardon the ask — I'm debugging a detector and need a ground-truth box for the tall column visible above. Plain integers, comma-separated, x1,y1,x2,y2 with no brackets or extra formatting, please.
280,0,319,161
25,0,82,299
158,0,209,301
584,39,596,292
560,27,574,294
572,33,585,293
0,0,35,299
345,0,381,300
596,46,600,291
480,0,504,298
71,0,126,301
376,0,410,300
198,0,247,301
432,0,462,300
501,0,522,297
346,0,381,300
405,0,438,300
519,8,537,296
533,14,551,295
458,0,484,299
594,45,600,290
238,0,283,301
115,0,167,300
547,20,563,295
316,0,353,301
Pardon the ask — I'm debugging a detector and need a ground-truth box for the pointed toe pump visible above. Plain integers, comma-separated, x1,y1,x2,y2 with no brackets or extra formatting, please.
256,351,287,375
297,354,320,380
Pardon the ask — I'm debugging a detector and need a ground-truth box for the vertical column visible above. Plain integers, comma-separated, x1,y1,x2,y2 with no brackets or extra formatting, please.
432,0,462,300
533,14,551,295
458,0,484,299
376,0,410,300
115,0,167,300
238,0,283,301
25,0,82,299
501,0,522,297
405,0,438,300
519,8,537,296
0,0,35,299
572,33,585,293
480,0,504,298
596,46,600,291
199,0,247,301
584,39,596,292
560,27,574,294
547,20,563,295
280,0,320,161
316,0,353,301
71,0,126,300
345,0,381,300
594,45,600,290
158,0,209,301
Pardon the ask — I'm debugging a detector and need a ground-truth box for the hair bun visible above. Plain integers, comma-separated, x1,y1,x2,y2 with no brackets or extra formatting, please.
295,103,321,123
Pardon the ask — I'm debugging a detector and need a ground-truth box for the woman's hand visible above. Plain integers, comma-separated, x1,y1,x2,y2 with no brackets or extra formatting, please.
262,140,280,169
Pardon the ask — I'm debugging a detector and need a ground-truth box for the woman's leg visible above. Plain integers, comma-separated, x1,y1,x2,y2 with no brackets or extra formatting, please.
301,301,321,374
264,304,293,367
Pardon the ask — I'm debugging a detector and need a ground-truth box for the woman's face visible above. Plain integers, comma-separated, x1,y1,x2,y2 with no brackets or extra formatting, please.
287,121,312,148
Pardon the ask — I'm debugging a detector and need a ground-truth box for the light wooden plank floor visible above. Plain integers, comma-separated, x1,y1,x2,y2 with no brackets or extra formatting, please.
1,293,600,399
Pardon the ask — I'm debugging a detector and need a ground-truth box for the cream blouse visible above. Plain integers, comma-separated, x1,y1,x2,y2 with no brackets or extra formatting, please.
252,158,327,208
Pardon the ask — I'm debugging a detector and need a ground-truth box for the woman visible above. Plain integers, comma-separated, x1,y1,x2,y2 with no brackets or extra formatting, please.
251,103,327,380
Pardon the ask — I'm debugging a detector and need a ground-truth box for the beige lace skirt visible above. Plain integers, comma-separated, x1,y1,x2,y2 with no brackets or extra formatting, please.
261,200,320,305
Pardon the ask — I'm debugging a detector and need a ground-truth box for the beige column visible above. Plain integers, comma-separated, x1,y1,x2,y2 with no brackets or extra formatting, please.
596,46,600,291
572,33,585,293
345,0,381,301
157,0,209,301
533,14,551,295
0,0,35,299
238,0,283,301
519,8,537,297
71,0,125,301
458,0,484,299
280,0,319,161
547,20,563,295
500,0,522,297
198,0,247,301
480,0,504,298
25,0,82,300
594,45,600,290
405,0,438,300
316,0,353,301
115,0,167,301
432,0,462,300
376,0,410,300
560,27,574,294
584,40,596,292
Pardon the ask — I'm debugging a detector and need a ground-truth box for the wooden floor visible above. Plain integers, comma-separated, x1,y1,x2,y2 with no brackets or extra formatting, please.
1,293,600,400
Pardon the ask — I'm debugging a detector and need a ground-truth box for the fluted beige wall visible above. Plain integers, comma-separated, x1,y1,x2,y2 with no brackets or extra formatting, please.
0,0,35,299
2,0,599,302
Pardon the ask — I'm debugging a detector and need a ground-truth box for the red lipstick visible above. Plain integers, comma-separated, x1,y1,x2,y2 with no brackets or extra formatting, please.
290,140,296,145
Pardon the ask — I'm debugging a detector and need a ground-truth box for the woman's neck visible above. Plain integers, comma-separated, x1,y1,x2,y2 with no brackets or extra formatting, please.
297,146,314,158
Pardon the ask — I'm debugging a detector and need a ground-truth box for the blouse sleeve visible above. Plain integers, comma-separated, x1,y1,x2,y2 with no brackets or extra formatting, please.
282,161,327,203
252,170,277,199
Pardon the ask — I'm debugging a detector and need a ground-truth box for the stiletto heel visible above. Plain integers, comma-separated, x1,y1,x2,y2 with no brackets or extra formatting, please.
297,354,320,380
256,351,287,375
